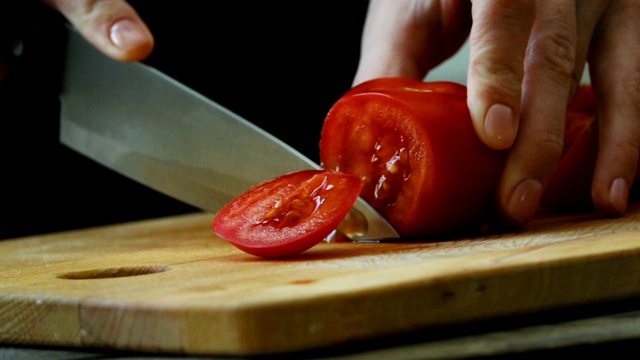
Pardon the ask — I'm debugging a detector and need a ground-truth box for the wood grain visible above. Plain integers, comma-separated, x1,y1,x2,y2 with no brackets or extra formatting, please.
2,205,640,356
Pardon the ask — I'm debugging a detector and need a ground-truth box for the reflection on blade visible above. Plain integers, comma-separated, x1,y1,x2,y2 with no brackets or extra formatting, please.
59,28,399,241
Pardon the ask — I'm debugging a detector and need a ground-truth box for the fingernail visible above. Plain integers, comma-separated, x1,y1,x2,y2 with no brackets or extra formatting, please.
507,178,544,224
109,18,148,50
608,177,628,215
484,103,516,149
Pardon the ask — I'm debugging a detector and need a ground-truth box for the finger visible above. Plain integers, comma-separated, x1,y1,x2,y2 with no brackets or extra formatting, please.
467,0,535,150
570,0,610,99
42,0,154,61
496,0,578,225
353,0,471,85
588,0,640,216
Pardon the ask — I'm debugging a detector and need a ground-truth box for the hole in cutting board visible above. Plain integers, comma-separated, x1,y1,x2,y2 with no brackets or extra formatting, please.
57,265,170,280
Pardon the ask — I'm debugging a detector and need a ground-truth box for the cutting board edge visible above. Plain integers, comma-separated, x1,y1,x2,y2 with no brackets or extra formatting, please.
3,241,639,356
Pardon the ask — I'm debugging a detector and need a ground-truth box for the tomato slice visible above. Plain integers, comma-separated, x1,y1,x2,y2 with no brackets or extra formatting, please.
320,78,506,238
212,170,362,258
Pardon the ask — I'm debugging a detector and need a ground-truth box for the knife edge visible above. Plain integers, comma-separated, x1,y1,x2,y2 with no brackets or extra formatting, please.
59,27,399,241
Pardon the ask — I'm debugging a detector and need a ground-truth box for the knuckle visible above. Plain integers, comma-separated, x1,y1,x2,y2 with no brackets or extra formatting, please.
537,127,565,159
613,137,640,161
64,0,100,14
604,122,640,159
471,56,523,83
527,23,577,85
469,55,524,96
524,125,565,175
622,67,640,107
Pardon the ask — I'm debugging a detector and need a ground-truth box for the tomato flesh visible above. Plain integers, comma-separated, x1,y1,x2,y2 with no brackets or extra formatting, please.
213,170,362,258
320,78,506,238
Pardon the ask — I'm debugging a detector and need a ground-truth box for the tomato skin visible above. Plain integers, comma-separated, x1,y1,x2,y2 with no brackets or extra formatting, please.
543,84,640,213
212,170,362,258
540,85,612,212
320,78,506,238
566,84,597,115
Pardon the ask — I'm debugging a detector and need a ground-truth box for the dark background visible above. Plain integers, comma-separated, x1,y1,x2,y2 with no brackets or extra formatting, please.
0,1,369,240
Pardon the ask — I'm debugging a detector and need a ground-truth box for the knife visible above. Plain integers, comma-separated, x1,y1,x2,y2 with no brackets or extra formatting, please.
58,27,399,241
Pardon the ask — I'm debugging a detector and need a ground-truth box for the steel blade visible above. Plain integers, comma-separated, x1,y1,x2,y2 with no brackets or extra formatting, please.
59,28,399,241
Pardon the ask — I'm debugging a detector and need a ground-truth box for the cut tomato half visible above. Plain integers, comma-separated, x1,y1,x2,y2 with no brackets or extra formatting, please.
320,78,506,237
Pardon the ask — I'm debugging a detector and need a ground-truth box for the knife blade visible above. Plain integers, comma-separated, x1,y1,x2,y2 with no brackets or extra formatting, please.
59,27,399,241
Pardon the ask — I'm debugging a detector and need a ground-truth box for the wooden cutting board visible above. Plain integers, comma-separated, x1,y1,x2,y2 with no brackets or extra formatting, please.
2,204,640,356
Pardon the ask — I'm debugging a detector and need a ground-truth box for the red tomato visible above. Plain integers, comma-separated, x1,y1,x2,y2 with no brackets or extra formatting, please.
540,87,598,212
566,84,597,115
212,170,362,258
541,84,640,212
319,78,506,238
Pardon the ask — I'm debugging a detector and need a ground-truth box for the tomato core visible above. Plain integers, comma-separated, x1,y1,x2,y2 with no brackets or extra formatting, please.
256,174,329,229
368,131,411,208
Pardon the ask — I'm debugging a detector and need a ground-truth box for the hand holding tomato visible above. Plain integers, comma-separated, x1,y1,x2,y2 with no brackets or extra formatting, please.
320,80,634,237
354,0,640,225
540,85,599,212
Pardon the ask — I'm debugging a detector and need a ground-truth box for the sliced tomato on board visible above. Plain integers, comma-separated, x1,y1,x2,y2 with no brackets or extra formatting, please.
214,82,627,257
319,78,507,238
212,170,362,258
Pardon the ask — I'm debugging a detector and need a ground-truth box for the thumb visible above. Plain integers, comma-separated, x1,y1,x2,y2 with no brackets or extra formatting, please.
42,0,154,61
